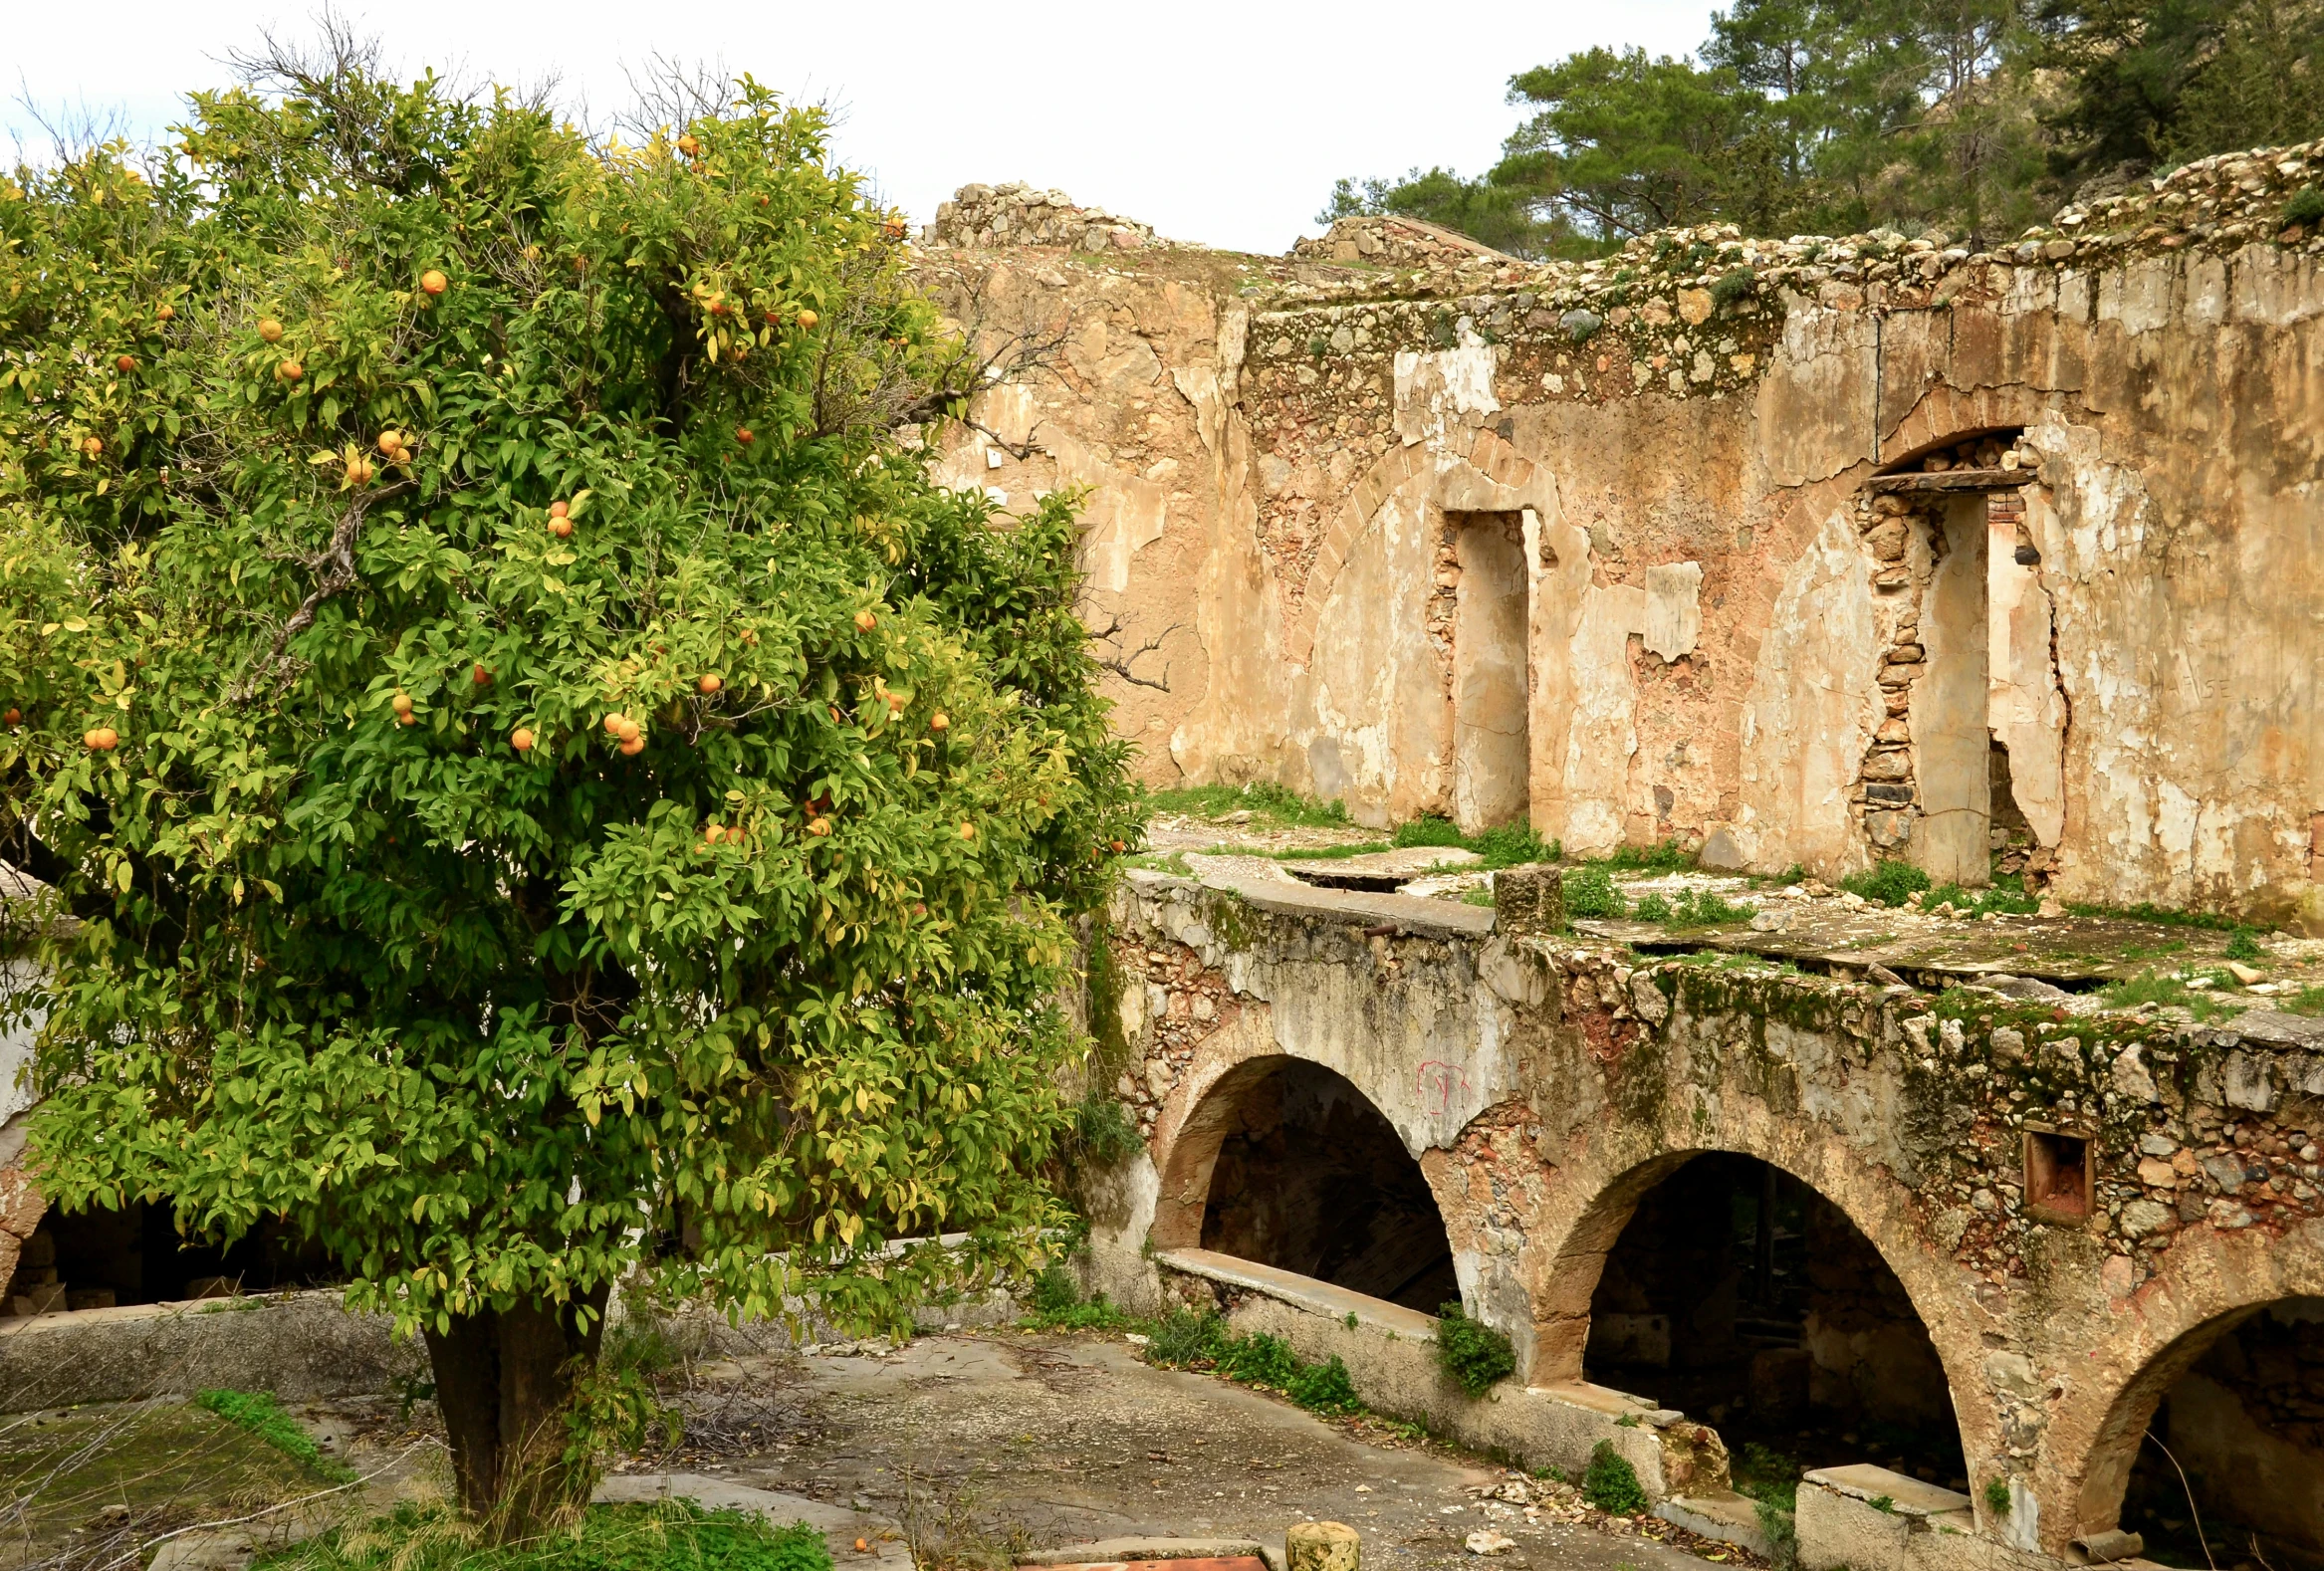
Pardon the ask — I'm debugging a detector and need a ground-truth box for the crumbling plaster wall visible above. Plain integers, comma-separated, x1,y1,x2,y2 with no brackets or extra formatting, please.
1095,870,2324,1558
923,153,2324,918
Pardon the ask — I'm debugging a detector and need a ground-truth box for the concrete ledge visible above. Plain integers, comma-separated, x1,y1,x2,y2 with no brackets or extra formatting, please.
0,1290,420,1411
1158,1251,1721,1498
1797,1466,2048,1571
1657,1491,1775,1556
1154,1248,1436,1340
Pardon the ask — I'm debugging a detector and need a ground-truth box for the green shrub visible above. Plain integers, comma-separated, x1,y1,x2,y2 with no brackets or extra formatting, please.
1633,892,1673,922
1146,1308,1229,1367
1145,783,1348,829
1285,1355,1364,1416
1603,838,1694,872
257,1501,831,1571
2285,186,2324,229
1668,887,1747,926
1218,1331,1302,1388
1754,1499,1799,1571
1434,1304,1517,1397
2225,928,2264,962
1392,815,1466,849
1029,1265,1080,1316
1983,1476,2012,1515
1071,1091,1143,1166
1468,822,1552,869
1581,1440,1649,1515
1711,268,1758,309
197,1389,356,1483
1923,880,2038,917
1842,859,1932,907
1562,865,1627,920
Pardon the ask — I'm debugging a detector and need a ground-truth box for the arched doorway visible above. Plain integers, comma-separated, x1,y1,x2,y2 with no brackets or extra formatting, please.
1581,1153,1966,1497
2108,1297,2324,1571
1178,1056,1459,1314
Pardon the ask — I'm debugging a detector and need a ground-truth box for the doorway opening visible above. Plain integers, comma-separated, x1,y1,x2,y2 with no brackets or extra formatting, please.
3,1201,340,1314
1581,1153,1966,1501
1198,1057,1459,1313
1449,511,1529,835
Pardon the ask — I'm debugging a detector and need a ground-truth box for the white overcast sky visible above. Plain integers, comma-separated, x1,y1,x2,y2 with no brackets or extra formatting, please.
3,1,1715,257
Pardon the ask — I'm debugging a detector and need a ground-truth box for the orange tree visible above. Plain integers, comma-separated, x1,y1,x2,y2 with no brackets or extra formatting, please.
0,60,1136,1531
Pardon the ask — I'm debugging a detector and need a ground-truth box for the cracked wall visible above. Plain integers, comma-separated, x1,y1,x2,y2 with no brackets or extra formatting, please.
921,141,2324,922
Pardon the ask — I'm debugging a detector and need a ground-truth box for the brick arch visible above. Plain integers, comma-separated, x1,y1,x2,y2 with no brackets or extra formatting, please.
1285,429,1558,666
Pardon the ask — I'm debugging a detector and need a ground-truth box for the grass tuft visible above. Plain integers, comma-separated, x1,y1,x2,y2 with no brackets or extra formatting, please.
1841,859,1931,907
197,1390,356,1484
255,1501,830,1571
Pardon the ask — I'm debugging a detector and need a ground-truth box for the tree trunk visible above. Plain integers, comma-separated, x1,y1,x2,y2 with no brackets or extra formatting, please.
422,1286,609,1540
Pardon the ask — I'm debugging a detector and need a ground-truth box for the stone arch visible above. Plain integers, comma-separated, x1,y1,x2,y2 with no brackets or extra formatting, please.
2067,1227,2324,1546
1152,1050,1462,1313
1285,428,1556,667
1529,1142,1966,1389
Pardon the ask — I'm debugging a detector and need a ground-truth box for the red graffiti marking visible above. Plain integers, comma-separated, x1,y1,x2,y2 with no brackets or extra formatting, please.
1416,1060,1470,1115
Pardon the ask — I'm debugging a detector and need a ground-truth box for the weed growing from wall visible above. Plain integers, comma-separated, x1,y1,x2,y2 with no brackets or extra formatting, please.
1434,1304,1517,1397
1582,1441,1649,1515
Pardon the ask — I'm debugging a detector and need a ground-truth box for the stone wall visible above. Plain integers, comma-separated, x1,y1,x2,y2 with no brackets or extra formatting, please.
922,142,2324,923
1089,867,2324,1562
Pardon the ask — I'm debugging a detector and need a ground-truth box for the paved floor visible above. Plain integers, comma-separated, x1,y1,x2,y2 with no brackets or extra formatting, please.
603,1331,1733,1571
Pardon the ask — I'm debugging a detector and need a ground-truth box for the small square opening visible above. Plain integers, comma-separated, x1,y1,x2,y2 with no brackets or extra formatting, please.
2024,1129,2093,1224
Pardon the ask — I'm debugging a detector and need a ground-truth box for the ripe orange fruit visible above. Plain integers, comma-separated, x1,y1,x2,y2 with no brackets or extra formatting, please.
82,436,103,458
810,816,832,836
618,736,645,756
258,319,284,342
420,270,448,296
959,822,976,841
512,727,535,752
89,727,118,752
2,708,17,725
116,354,136,373
854,1540,870,1555
614,718,641,743
705,823,726,843
155,304,175,323
549,499,570,519
399,713,418,726
698,674,722,695
278,360,304,381
549,518,573,539
797,310,818,330
1111,839,1126,852
853,609,876,632
736,427,755,445
603,713,625,735
348,457,375,484
930,712,949,731
391,692,414,715
472,664,491,686
677,133,700,157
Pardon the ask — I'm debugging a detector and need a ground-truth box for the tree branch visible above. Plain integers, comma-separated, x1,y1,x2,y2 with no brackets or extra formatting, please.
231,479,415,705
1087,614,1180,693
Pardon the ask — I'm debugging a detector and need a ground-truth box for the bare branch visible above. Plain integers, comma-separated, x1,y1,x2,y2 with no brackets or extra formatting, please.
1087,613,1181,693
230,478,416,705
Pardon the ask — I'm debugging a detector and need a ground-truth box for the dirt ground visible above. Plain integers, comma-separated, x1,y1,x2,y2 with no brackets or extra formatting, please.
603,1329,1738,1571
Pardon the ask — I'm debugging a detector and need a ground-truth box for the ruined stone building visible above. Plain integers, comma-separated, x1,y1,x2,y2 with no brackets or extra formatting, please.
5,154,2324,1571
919,163,2324,1571
927,161,2324,928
